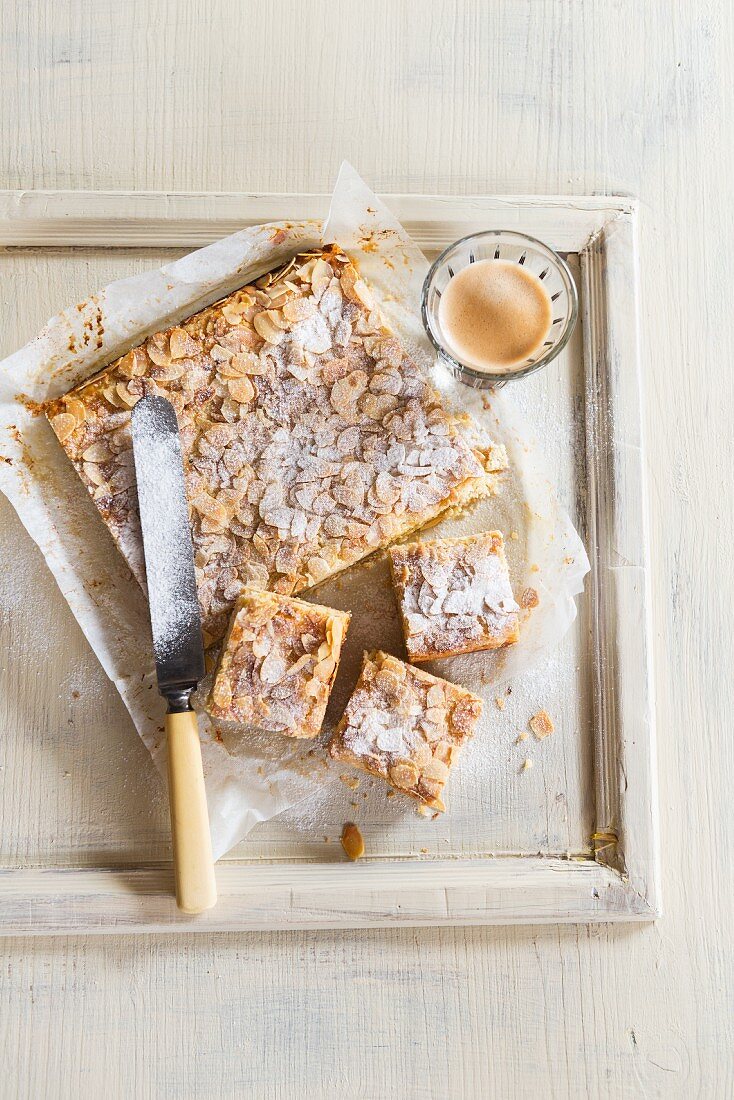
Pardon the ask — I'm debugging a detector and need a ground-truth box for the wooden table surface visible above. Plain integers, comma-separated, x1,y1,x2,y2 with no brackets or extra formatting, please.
1,2,732,1097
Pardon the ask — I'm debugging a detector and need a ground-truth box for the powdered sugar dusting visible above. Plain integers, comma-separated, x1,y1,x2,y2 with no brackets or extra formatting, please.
132,398,201,663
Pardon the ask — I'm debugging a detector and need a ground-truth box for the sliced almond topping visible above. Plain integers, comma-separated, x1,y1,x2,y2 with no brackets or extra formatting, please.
50,413,77,442
314,655,336,682
326,616,343,649
222,302,246,326
283,296,317,323
65,397,87,423
352,279,374,309
432,740,454,764
146,341,170,368
82,461,106,486
169,328,199,360
252,635,271,659
253,310,286,345
260,652,287,684
228,375,255,404
210,343,233,362
389,760,419,790
81,441,113,463
307,555,331,582
421,757,449,782
211,678,233,710
310,257,333,293
115,382,139,408
330,371,368,414
426,684,445,708
191,492,229,527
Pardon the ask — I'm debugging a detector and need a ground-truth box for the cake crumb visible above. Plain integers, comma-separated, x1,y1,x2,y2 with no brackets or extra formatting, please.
417,804,432,817
510,530,519,540
341,822,365,861
494,696,506,711
515,731,529,744
521,587,540,609
521,758,533,772
420,848,428,854
530,709,555,739
386,790,396,799
340,773,360,791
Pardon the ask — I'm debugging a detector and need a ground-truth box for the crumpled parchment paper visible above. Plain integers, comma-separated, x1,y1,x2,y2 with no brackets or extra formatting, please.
0,163,589,857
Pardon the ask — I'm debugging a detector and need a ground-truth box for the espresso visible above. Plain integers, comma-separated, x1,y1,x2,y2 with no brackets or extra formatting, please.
438,259,552,374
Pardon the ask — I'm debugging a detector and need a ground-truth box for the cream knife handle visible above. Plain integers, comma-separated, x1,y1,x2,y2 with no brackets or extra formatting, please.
165,709,217,914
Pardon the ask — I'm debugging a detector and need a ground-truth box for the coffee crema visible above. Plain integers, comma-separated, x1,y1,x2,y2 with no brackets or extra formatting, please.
438,259,552,374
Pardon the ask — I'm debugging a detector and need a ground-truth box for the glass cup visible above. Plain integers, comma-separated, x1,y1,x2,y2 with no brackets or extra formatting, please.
421,229,578,388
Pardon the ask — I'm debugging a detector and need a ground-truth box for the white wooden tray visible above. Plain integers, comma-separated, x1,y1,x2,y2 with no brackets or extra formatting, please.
0,191,658,933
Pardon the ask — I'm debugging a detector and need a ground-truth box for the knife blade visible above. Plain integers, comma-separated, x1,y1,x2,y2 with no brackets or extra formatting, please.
131,394,216,914
132,394,205,700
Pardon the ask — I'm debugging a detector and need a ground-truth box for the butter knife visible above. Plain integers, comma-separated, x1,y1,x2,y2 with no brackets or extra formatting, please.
131,394,217,914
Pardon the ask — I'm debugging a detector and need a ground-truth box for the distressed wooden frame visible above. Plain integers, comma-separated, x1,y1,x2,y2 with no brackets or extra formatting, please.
0,191,659,933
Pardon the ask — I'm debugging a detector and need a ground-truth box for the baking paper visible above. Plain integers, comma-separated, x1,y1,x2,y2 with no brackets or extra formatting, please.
0,164,589,857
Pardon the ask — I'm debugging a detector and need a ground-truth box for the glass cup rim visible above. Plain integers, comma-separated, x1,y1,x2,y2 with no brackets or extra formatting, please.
421,229,579,385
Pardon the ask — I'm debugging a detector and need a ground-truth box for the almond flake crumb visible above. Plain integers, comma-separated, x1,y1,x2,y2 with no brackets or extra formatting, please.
417,804,432,817
341,822,365,861
494,696,506,711
340,773,360,791
530,709,555,739
521,758,533,772
515,731,529,744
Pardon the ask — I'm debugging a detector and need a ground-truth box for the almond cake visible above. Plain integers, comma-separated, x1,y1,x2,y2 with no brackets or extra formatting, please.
46,246,507,646
208,589,349,738
388,531,522,661
328,650,483,811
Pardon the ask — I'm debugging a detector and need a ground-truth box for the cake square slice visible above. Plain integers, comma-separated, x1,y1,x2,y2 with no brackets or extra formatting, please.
389,531,522,661
208,589,350,738
328,650,482,811
46,245,507,647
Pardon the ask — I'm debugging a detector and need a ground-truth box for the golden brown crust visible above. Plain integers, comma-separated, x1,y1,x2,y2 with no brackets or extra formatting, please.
328,650,482,811
208,588,350,738
47,246,506,647
388,531,522,661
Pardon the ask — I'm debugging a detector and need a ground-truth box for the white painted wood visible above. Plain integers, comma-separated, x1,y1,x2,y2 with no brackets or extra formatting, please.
580,212,661,916
0,860,649,936
0,192,657,932
0,2,731,1097
0,189,630,249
